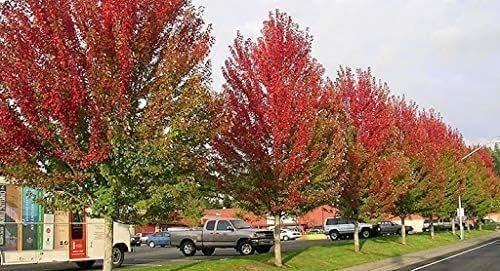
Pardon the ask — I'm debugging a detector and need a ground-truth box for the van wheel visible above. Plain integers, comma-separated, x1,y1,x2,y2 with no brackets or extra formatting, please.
329,230,339,241
76,260,96,269
361,229,370,238
181,240,196,256
238,240,255,255
112,246,125,267
202,247,215,256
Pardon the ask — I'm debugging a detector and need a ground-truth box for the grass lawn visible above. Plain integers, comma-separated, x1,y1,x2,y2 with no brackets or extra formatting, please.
128,230,495,271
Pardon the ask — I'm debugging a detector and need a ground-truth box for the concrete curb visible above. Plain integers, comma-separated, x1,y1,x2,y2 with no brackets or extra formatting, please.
339,231,500,271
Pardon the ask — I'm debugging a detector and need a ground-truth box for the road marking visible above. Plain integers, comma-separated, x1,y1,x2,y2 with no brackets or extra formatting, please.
409,240,498,271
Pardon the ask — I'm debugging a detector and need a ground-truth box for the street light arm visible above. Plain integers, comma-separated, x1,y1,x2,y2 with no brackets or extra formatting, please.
461,139,500,161
461,146,484,161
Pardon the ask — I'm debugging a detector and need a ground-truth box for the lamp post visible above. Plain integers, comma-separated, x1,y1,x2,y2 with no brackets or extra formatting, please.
458,139,500,240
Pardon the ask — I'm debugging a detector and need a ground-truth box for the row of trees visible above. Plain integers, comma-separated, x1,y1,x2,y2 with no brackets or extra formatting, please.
1,1,498,269
212,11,500,266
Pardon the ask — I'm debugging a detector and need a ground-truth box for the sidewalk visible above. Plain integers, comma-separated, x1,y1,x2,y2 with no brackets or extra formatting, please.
340,231,500,271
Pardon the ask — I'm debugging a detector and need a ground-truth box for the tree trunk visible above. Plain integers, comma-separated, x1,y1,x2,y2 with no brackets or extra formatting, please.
103,216,114,271
353,220,360,252
430,220,435,240
451,217,456,236
273,214,283,267
478,222,482,231
401,217,406,245
466,222,470,232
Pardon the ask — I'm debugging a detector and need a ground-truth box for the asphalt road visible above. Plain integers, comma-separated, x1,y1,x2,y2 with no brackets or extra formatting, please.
400,239,499,271
1,238,334,271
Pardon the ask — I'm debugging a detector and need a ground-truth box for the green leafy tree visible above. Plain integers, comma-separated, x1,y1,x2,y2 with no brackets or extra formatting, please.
490,144,500,175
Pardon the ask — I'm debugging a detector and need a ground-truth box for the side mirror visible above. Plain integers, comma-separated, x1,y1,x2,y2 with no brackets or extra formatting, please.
226,226,234,231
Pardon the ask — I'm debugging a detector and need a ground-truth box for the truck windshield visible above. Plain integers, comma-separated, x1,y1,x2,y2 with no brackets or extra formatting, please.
230,219,252,229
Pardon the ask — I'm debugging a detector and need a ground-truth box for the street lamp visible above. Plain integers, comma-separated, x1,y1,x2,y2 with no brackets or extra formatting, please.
458,138,500,240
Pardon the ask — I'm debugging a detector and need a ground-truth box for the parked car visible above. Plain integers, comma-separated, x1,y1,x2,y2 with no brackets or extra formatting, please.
130,232,153,246
139,232,154,244
323,217,373,241
373,221,413,235
422,218,464,232
280,229,302,241
306,227,323,234
145,231,171,248
170,218,274,256
131,233,143,246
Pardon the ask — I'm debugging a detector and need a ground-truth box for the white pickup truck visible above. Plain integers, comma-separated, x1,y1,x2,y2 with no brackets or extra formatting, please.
323,217,373,241
170,218,274,256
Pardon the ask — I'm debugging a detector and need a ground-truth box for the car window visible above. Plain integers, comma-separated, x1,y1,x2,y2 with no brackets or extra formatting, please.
326,218,336,225
206,220,216,231
230,219,252,229
216,220,231,231
339,218,347,224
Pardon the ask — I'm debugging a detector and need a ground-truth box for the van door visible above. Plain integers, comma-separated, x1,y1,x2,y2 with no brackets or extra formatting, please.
69,212,86,259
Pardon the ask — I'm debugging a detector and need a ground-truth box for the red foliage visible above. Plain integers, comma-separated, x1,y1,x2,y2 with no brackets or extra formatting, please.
0,0,212,183
213,11,347,215
335,67,402,218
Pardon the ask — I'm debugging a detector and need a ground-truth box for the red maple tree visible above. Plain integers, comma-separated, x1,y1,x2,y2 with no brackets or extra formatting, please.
414,110,467,239
334,67,404,251
213,11,347,266
0,1,212,269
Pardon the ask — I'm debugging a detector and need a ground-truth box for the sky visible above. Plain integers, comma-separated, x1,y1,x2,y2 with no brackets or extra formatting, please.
193,0,500,146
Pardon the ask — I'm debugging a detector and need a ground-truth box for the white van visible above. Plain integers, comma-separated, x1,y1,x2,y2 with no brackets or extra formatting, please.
0,184,132,268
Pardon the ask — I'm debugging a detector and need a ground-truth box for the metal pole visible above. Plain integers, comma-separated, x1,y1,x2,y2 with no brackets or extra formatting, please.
458,195,464,240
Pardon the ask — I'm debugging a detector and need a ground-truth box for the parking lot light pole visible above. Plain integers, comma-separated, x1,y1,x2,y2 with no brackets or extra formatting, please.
458,139,500,240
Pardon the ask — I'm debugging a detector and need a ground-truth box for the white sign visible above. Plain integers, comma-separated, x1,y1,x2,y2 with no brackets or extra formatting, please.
457,208,465,217
43,214,54,250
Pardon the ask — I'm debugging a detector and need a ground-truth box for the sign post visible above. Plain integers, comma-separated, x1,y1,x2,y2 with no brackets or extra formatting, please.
458,195,464,240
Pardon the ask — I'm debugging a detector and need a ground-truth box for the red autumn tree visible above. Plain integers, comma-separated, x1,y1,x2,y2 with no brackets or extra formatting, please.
334,67,404,252
0,1,213,270
388,97,422,245
213,11,347,267
414,110,465,239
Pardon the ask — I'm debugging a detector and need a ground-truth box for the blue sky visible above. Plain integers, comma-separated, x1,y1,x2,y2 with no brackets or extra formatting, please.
193,0,500,146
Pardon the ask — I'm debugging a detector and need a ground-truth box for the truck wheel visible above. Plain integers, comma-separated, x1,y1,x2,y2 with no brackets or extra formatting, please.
238,240,255,256
255,245,272,254
76,260,96,269
201,247,215,256
329,230,339,241
283,235,289,241
396,229,401,235
361,229,370,238
112,246,125,268
148,241,156,248
180,240,196,256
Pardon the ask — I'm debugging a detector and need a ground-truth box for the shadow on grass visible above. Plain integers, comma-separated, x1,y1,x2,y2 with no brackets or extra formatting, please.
282,247,307,264
169,261,202,271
